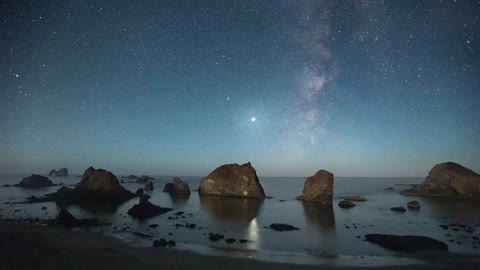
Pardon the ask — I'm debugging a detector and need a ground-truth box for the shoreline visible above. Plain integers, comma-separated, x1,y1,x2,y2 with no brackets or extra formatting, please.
1,222,480,269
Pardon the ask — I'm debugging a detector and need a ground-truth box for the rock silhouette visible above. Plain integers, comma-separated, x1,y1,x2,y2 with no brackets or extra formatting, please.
48,168,68,177
163,177,190,194
365,234,448,252
16,175,54,189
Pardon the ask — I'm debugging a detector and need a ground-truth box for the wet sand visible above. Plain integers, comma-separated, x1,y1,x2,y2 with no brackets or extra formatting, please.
1,222,479,270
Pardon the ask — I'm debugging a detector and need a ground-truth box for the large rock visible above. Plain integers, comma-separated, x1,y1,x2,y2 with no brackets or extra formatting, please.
199,162,266,198
400,162,480,199
48,168,68,177
163,177,190,194
16,175,54,188
297,170,333,204
57,209,75,227
365,234,448,252
127,195,172,219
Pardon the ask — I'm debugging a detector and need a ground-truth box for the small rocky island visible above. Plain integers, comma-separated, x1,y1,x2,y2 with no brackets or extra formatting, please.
401,162,480,199
297,169,333,204
163,177,191,195
48,168,69,177
199,162,266,198
15,174,55,188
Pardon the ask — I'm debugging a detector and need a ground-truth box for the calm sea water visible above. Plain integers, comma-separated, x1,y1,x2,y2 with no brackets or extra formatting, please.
1,174,479,263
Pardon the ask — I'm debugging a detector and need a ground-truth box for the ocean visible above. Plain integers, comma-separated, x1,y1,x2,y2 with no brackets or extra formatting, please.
0,174,479,264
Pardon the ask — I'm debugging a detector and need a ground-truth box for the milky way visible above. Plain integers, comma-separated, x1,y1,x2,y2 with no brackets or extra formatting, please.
0,1,479,176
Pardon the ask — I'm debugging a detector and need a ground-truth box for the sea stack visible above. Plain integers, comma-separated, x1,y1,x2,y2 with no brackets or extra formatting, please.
48,168,69,177
163,177,191,194
199,162,266,198
297,169,334,204
400,162,480,199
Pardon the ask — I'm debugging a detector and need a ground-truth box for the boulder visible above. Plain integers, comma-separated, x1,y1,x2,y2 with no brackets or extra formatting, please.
365,234,448,252
269,223,300,232
407,200,420,209
297,170,333,204
338,200,355,209
344,196,367,202
199,162,266,198
400,162,480,199
391,206,406,213
163,177,190,194
16,175,54,188
127,195,172,219
136,188,144,195
49,168,68,177
163,183,174,193
144,181,154,191
57,209,75,227
136,175,152,183
153,239,167,247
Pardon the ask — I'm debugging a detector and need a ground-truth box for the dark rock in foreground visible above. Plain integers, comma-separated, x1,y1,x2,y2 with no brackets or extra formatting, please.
55,208,100,228
391,206,406,213
16,175,54,189
400,162,480,199
199,162,266,198
48,168,68,177
269,223,299,232
26,167,136,205
338,200,356,209
127,195,172,219
297,170,333,204
208,234,225,241
163,177,191,195
407,200,421,209
136,188,144,195
365,234,448,252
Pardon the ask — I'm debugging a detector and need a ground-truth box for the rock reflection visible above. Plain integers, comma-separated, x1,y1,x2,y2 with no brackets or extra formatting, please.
199,195,264,224
301,202,335,230
167,194,190,208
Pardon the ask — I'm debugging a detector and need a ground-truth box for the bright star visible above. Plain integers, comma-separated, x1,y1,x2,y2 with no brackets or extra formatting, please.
251,117,256,122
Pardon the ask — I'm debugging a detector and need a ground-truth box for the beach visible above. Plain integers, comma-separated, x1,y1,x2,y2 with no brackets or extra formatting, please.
2,221,480,270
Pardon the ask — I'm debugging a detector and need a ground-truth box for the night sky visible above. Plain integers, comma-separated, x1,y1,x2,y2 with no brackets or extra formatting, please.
1,1,479,177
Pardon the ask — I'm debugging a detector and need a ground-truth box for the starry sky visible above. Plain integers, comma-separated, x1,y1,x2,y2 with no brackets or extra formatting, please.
1,0,479,177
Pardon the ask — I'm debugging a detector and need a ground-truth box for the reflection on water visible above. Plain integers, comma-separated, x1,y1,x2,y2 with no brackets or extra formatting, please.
167,194,190,208
199,195,264,224
301,202,335,230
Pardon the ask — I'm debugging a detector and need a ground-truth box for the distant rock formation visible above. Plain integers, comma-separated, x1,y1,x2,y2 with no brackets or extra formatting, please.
344,196,367,202
297,170,333,204
122,175,138,179
26,167,136,205
48,168,68,177
365,234,448,252
163,177,190,195
144,181,154,191
407,200,420,209
400,162,480,199
199,162,266,198
127,195,172,219
16,174,54,188
338,200,355,208
136,175,153,184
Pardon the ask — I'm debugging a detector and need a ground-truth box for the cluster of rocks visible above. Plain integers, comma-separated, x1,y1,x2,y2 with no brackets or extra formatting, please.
390,200,421,213
48,168,69,177
153,238,176,247
25,167,137,205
